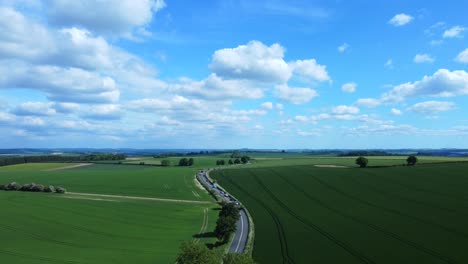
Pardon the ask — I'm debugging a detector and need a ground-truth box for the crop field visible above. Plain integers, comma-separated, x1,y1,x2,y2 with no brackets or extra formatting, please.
0,163,219,264
212,162,468,264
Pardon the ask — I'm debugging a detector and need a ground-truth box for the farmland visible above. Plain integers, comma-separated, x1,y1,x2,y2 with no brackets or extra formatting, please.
212,162,468,264
0,163,219,264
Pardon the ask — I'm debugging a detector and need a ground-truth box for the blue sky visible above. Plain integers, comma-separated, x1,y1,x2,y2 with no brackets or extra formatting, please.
1,0,468,149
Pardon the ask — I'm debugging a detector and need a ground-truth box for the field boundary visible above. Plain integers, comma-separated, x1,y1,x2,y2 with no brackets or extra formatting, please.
44,163,93,171
65,192,214,204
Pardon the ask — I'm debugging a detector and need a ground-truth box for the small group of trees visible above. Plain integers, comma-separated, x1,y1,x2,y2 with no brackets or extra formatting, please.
179,158,194,166
216,160,226,166
176,241,256,264
214,202,240,243
355,155,419,168
0,182,66,193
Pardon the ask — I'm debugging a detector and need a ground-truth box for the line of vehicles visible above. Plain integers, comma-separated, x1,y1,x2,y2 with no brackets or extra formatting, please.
198,169,240,206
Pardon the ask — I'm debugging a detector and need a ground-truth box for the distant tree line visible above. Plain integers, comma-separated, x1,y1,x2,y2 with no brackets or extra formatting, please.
216,155,251,166
179,158,194,166
1,182,66,193
0,154,126,167
339,150,396,157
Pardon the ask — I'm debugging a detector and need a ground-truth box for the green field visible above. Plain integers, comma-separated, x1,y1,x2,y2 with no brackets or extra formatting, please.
0,163,219,263
213,162,468,264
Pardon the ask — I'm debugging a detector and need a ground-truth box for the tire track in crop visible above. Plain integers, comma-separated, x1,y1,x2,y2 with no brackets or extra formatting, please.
221,171,294,264
365,171,468,203
343,174,468,218
297,167,468,241
194,208,208,243
270,167,458,264
247,170,376,264
0,249,88,264
0,222,152,254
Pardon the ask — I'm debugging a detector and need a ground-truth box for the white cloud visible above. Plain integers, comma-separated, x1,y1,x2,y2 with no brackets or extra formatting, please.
82,104,123,120
332,105,360,115
47,0,166,37
408,101,455,114
0,112,16,123
274,84,319,104
341,82,357,93
275,103,284,110
391,108,402,115
209,40,291,83
388,13,414,27
294,115,309,122
443,26,466,38
13,102,56,116
455,48,468,63
169,74,264,100
0,62,119,103
414,54,434,63
260,102,273,110
382,69,468,102
289,59,330,82
385,59,393,69
54,102,81,113
355,98,381,108
338,43,349,53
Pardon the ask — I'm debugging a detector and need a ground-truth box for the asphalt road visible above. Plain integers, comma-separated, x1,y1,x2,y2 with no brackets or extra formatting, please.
198,169,249,254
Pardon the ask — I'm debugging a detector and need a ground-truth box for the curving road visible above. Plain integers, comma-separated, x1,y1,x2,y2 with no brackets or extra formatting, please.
198,169,249,254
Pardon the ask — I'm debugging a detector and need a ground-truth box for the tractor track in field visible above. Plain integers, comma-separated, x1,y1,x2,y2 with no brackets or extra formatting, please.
270,167,458,264
66,192,212,204
0,249,88,264
367,172,468,204
194,208,209,243
343,174,468,218
221,171,294,264
292,167,468,241
248,170,376,264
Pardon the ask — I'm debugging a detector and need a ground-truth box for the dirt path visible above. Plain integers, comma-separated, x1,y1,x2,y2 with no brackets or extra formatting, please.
66,192,214,204
314,164,350,168
45,163,93,171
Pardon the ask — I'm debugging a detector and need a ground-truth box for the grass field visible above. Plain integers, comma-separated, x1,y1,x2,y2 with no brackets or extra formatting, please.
0,163,220,263
212,162,468,264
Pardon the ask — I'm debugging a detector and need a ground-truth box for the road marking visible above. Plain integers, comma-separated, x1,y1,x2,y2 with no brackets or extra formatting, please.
234,211,245,253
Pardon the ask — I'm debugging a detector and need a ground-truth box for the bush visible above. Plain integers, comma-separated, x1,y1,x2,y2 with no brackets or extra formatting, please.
32,184,45,192
20,183,34,191
355,156,368,168
0,184,5,190
44,185,55,193
55,187,66,194
139,162,145,165
6,182,20,191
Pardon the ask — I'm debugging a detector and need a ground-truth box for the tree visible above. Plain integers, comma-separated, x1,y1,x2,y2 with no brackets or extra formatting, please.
407,155,418,166
223,253,257,264
240,156,250,164
188,158,194,166
219,202,240,221
175,241,219,264
228,159,233,165
214,215,237,242
220,160,225,165
179,158,188,166
161,160,171,167
234,158,241,164
355,156,368,168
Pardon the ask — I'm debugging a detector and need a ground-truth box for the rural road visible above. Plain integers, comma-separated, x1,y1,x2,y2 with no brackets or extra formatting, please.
198,169,249,254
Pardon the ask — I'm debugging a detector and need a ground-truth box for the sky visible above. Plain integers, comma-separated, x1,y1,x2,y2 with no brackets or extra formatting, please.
0,0,468,149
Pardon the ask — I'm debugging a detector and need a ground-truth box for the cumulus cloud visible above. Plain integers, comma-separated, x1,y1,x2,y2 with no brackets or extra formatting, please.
341,82,357,93
47,0,166,37
408,101,455,114
0,62,119,103
391,108,402,115
260,102,273,110
12,102,57,116
82,104,123,120
443,26,466,38
355,98,381,108
332,105,360,115
274,84,318,104
414,54,435,63
289,59,330,82
338,43,349,53
381,69,468,102
388,13,413,27
455,48,468,63
209,41,291,83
